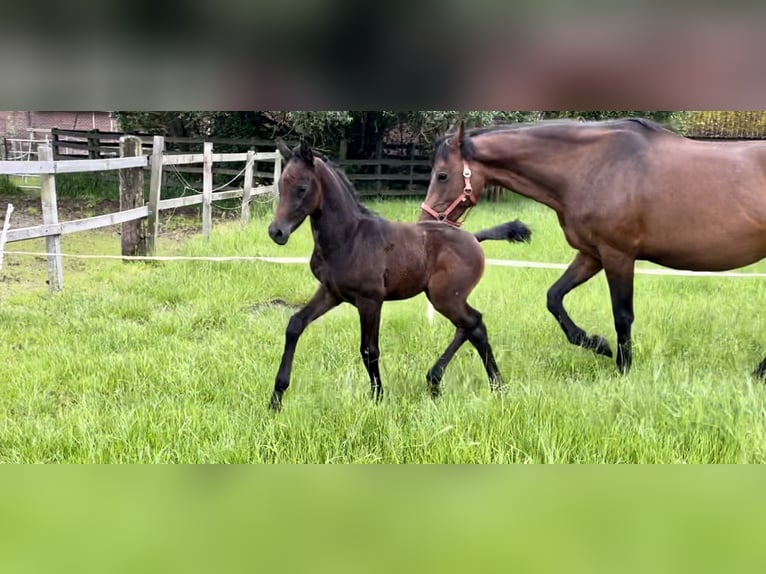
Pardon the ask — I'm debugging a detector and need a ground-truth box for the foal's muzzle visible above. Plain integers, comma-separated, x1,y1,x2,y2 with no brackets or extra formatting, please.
268,221,290,245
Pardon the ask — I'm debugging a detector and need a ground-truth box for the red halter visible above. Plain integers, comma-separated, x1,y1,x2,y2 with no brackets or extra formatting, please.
420,161,478,227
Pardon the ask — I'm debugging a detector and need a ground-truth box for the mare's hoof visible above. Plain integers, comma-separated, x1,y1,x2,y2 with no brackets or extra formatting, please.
754,361,766,380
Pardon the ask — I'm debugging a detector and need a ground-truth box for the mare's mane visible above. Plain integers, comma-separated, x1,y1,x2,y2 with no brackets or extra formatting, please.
436,117,676,161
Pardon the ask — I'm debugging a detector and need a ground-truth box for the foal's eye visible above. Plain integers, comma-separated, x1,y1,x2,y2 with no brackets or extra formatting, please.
436,172,449,182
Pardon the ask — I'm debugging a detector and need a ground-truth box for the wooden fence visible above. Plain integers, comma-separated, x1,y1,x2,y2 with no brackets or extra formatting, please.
49,128,434,196
0,136,281,292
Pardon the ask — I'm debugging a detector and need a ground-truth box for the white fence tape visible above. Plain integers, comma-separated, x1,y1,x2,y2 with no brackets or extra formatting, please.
5,250,766,278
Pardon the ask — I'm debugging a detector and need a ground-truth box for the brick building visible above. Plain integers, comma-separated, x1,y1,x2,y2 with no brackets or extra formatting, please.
0,111,118,138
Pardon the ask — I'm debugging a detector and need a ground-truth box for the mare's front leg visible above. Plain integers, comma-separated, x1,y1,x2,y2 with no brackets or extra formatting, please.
270,286,341,411
601,251,636,374
547,251,613,357
356,297,384,402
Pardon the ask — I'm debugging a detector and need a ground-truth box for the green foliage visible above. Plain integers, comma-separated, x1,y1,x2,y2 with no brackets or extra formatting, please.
114,111,681,161
673,111,766,137
542,111,674,123
0,175,21,194
55,173,119,200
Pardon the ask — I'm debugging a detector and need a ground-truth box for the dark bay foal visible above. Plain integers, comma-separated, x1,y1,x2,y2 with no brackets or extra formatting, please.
266,141,531,410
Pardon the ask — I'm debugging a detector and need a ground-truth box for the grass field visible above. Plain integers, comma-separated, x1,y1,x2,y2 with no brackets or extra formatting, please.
3,195,766,463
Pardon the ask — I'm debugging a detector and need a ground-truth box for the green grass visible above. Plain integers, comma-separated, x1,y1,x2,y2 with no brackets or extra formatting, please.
2,196,766,462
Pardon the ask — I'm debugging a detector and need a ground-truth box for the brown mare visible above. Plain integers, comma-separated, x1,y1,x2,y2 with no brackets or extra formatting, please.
266,141,532,410
420,118,766,376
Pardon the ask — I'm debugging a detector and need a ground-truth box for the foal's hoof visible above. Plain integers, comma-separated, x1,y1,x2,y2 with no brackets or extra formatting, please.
583,335,613,358
269,394,283,412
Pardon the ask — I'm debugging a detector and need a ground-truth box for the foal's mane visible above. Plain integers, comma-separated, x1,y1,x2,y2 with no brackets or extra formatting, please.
316,157,378,218
436,117,675,161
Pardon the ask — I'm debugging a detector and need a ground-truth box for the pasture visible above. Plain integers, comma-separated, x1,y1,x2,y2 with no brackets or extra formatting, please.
2,196,766,463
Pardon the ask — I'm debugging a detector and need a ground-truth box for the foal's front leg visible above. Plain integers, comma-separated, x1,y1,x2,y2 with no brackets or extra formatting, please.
271,286,341,411
356,298,384,402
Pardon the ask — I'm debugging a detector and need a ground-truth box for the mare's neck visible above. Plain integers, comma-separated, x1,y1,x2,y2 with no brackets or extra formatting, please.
474,129,596,213
309,161,366,253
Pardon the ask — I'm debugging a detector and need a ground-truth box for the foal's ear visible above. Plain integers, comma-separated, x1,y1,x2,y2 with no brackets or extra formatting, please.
298,139,314,166
277,139,293,162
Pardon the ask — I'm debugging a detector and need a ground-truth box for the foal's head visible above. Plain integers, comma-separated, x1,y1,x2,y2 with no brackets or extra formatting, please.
420,121,488,226
268,140,324,245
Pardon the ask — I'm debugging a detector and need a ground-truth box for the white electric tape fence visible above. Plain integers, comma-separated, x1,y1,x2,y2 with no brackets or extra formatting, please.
4,250,766,279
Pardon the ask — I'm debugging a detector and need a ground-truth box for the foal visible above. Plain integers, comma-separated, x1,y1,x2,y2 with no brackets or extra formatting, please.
266,141,531,410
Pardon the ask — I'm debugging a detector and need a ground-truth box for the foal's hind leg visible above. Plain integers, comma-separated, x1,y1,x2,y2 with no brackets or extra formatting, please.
270,286,341,411
428,291,504,392
547,251,613,357
427,328,468,397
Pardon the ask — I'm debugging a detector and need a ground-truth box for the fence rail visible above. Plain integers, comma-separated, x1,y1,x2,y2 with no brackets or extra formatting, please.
0,136,282,292
47,128,436,196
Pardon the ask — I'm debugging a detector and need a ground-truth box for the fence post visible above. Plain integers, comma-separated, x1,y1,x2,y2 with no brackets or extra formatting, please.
119,136,146,258
51,130,60,159
338,138,347,161
0,203,14,273
202,142,213,239
87,129,100,159
407,142,415,191
374,139,383,196
271,148,282,208
240,149,255,225
146,135,164,255
38,144,64,292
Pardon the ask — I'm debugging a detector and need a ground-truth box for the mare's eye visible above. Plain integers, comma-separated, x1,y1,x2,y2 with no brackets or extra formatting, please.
437,172,449,182
296,185,307,196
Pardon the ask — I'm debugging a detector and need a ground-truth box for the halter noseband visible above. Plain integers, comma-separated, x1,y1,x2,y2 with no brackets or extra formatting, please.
420,161,478,227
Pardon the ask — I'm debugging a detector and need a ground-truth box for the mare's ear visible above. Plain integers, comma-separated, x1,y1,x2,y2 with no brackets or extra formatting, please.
456,120,466,153
298,138,314,166
443,119,466,154
276,139,292,162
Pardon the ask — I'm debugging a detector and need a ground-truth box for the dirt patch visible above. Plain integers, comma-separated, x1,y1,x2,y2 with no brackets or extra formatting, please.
248,299,304,314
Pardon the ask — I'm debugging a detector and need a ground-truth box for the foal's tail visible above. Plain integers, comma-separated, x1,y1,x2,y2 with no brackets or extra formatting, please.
473,219,532,244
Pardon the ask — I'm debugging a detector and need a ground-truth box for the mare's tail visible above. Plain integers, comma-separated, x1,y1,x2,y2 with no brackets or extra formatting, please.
473,219,532,243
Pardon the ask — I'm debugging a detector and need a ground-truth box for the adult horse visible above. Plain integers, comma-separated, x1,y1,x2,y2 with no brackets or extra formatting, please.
266,141,531,410
420,118,766,376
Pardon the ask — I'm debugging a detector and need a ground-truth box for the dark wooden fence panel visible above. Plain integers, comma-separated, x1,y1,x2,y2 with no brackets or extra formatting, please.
50,129,512,199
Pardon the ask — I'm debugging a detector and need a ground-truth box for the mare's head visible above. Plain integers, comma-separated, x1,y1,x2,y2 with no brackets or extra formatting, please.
420,121,487,226
268,140,324,245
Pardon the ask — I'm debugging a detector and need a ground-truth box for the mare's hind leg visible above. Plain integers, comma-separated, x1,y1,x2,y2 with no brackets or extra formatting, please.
547,251,613,357
428,292,504,392
602,251,636,374
356,297,384,402
270,286,341,411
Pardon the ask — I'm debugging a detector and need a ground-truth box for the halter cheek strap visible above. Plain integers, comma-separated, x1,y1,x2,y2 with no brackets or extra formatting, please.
421,161,478,227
